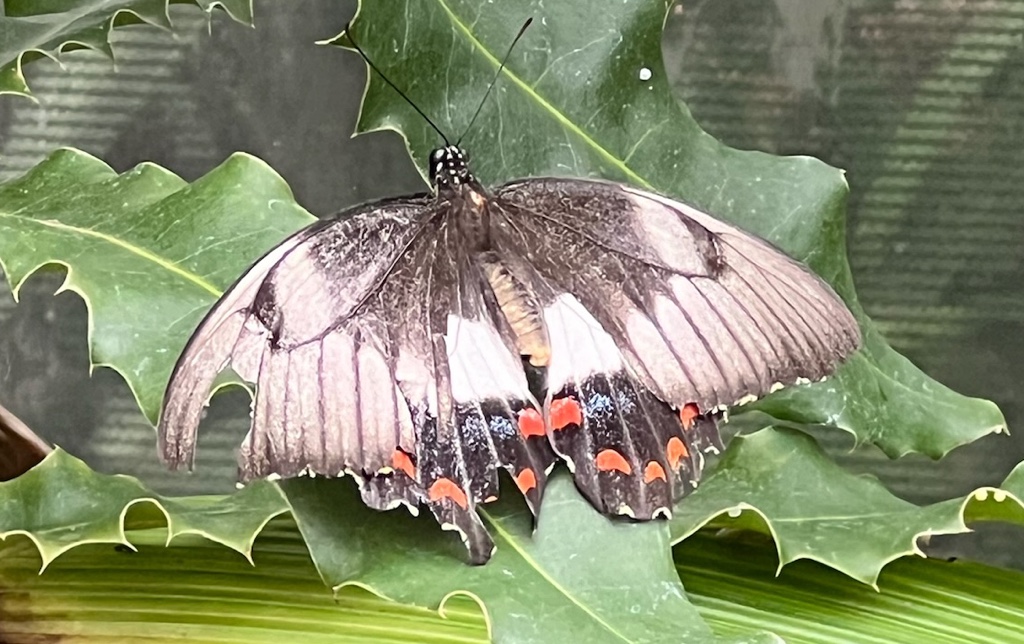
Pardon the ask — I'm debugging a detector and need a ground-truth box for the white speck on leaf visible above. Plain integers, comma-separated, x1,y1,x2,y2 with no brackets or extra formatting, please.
638,67,652,81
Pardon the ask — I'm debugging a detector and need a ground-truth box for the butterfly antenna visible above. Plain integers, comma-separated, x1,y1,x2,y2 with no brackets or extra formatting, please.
345,24,451,146
456,17,533,146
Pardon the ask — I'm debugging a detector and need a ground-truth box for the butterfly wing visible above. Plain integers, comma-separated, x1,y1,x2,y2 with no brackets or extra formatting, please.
492,178,860,517
158,196,555,563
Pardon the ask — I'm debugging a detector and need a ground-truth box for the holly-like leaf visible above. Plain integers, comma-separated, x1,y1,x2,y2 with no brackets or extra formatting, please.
0,148,315,423
670,426,1024,587
329,0,1004,457
280,473,776,644
0,0,253,98
6,516,1023,644
4,448,1024,642
0,449,288,568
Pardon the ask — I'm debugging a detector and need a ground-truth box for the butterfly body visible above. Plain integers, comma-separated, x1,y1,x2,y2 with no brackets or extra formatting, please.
158,144,861,564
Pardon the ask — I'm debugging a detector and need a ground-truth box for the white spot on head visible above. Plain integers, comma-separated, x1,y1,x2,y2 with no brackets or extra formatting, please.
638,67,652,81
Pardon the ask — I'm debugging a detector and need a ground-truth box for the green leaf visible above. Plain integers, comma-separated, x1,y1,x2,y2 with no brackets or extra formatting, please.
678,532,1024,644
0,449,288,568
0,0,253,99
670,426,1024,587
0,521,491,644
281,474,777,644
0,148,315,423
4,508,1024,644
669,427,978,586
329,0,1005,456
4,449,1024,642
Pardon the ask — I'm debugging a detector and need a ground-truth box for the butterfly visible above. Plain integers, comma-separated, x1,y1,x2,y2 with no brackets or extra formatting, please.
157,23,861,565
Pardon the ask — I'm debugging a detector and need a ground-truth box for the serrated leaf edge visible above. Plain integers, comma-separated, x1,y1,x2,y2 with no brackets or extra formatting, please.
0,1,254,100
332,580,496,642
0,148,309,425
0,450,291,572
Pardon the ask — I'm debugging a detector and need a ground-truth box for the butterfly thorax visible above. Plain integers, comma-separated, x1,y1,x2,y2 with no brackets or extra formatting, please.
430,146,549,366
431,145,491,252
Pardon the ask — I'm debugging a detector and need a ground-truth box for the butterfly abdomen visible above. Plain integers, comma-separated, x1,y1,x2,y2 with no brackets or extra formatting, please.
479,254,551,368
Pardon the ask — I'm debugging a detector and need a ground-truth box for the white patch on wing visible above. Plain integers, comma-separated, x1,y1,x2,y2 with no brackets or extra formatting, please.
650,292,725,404
543,293,623,392
622,304,688,403
444,314,531,404
621,190,714,276
394,349,435,416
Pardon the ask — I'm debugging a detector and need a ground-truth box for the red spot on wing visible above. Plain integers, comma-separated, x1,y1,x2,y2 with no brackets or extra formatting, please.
517,407,545,438
680,403,700,430
514,468,537,493
392,449,416,479
428,478,469,509
595,449,632,475
666,437,689,469
643,461,667,483
550,396,583,431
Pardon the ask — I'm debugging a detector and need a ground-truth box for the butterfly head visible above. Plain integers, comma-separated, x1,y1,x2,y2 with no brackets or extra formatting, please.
429,145,474,192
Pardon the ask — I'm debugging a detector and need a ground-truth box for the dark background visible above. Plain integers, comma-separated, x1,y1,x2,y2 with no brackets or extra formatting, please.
2,0,1023,568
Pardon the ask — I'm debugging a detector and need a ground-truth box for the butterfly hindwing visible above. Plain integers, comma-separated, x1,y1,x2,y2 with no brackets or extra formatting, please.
541,292,707,518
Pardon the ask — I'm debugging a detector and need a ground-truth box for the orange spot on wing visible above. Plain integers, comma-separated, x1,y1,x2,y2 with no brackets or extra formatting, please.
667,437,689,469
595,449,632,475
550,396,583,430
392,449,416,479
680,403,700,430
517,407,546,438
514,468,537,493
644,461,667,483
428,478,469,509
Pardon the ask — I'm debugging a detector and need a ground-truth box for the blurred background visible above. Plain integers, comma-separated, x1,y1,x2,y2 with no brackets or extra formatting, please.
1,0,1023,567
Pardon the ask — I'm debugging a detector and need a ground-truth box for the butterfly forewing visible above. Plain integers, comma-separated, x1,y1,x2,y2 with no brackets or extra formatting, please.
159,192,558,563
493,177,860,411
